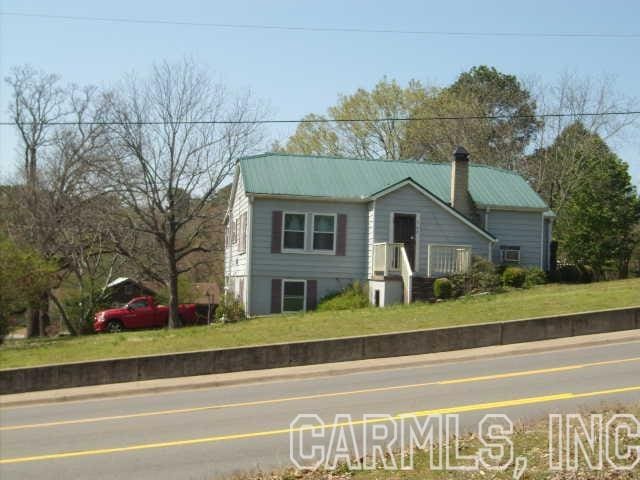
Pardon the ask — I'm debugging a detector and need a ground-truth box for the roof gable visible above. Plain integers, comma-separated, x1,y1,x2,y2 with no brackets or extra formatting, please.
371,178,496,241
239,153,548,210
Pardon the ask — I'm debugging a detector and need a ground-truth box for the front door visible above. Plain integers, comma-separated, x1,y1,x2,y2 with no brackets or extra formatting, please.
393,213,416,270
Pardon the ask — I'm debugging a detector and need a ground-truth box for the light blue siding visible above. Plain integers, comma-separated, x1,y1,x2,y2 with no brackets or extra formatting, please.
249,197,369,315
488,210,543,267
250,276,358,316
373,185,492,275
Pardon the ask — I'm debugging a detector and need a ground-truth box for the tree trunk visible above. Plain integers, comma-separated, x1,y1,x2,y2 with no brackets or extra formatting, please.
50,292,78,336
619,257,630,279
166,244,180,329
26,308,40,338
26,292,50,337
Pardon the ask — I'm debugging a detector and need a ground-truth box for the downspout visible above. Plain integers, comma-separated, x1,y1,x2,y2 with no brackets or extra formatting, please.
484,207,492,262
246,194,254,316
539,212,545,269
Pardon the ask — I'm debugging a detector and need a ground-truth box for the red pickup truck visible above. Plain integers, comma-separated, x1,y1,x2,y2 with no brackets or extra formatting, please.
93,296,198,333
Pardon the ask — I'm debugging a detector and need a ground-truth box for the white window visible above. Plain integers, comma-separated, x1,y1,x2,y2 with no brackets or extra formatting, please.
238,212,247,254
312,214,336,252
232,219,237,245
501,246,521,263
283,213,306,250
282,280,306,312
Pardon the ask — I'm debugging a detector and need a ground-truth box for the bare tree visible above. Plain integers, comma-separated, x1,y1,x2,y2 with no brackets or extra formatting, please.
5,66,66,189
5,68,114,336
522,72,639,213
98,59,264,327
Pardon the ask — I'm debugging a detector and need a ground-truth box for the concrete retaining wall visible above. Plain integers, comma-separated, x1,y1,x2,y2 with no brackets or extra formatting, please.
2,306,638,394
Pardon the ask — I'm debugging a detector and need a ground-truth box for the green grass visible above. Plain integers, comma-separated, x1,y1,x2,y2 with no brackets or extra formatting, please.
255,403,640,480
1,278,639,369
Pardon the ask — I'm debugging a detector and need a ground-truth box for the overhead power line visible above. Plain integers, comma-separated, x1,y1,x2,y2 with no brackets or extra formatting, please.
2,11,639,39
0,111,639,127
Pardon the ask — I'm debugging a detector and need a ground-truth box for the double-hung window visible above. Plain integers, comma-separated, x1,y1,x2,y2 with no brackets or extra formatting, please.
501,246,521,264
312,214,336,252
282,280,306,312
283,213,306,250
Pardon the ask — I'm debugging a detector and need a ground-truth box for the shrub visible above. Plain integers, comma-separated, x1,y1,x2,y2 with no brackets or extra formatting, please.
557,264,596,283
317,281,369,312
578,265,595,283
525,267,547,287
433,278,453,299
502,267,527,288
214,293,246,322
558,264,581,283
451,256,502,296
0,315,7,345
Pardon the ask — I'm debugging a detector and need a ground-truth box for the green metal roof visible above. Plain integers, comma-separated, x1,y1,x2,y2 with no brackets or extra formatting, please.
239,153,548,210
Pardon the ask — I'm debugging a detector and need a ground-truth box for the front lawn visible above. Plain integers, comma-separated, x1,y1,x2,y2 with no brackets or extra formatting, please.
1,278,639,369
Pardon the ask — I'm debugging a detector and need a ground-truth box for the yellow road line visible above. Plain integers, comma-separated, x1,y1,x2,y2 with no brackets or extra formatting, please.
3,356,639,432
2,384,639,465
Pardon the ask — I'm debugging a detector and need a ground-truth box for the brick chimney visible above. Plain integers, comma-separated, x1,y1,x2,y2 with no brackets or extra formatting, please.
450,146,473,218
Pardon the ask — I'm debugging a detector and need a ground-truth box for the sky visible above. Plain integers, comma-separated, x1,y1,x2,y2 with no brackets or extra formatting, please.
1,0,639,185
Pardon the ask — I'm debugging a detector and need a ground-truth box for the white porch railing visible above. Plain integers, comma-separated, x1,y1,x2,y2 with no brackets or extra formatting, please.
372,242,403,276
372,242,413,303
427,244,472,277
399,246,413,304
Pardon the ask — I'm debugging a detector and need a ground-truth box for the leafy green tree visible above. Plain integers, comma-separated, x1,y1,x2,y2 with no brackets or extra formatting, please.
406,66,540,167
285,78,429,159
0,238,55,342
556,139,640,278
284,67,538,168
524,122,598,213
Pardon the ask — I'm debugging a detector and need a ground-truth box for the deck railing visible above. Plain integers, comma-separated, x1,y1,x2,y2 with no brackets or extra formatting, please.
372,242,403,276
372,242,413,303
399,246,413,303
427,244,472,277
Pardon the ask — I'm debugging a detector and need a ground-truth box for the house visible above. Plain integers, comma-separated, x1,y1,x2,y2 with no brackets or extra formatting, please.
224,148,554,315
105,277,161,306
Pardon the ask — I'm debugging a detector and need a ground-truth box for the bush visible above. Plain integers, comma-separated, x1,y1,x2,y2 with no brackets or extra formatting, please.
317,282,369,312
557,264,595,283
214,293,246,322
0,315,7,345
502,267,527,288
525,267,547,287
578,265,595,283
433,278,453,299
558,264,582,283
450,256,502,296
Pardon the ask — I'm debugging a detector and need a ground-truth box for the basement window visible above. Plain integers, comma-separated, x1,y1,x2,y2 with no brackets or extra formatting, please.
282,280,306,312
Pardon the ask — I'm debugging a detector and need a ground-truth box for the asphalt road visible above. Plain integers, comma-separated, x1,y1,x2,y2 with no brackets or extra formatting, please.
1,337,640,479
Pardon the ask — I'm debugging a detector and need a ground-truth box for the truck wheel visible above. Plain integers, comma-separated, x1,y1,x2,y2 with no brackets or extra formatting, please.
106,320,124,333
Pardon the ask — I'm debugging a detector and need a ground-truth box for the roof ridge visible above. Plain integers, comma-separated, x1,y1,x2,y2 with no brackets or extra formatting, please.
239,151,447,166
239,152,527,176
469,163,525,176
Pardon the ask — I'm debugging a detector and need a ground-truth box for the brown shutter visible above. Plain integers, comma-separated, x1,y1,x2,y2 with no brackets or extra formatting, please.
271,211,283,253
238,278,244,301
336,214,347,256
270,279,282,313
306,280,318,311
